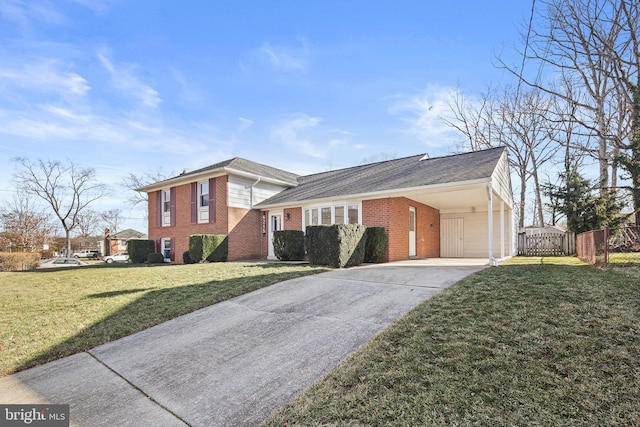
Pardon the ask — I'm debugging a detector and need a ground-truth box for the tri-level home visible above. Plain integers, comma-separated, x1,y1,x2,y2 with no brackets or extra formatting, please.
137,146,514,265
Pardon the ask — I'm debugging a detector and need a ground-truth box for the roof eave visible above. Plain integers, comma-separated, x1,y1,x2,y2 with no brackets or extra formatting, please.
136,167,297,193
256,177,491,209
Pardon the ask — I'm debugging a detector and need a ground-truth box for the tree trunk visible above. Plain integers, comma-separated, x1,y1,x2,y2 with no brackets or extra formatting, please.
65,228,71,257
519,181,527,229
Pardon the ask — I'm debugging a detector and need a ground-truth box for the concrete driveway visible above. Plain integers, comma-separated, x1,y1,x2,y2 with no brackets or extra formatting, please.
0,260,486,427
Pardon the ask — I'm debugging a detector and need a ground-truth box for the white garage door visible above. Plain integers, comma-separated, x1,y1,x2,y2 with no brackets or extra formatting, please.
441,218,464,257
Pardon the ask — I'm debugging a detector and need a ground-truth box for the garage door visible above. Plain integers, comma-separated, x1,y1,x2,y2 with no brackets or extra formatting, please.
441,218,464,257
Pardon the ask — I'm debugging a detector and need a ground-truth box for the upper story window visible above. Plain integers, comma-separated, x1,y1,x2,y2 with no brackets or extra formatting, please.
199,182,209,208
197,181,209,223
162,189,171,226
162,190,170,213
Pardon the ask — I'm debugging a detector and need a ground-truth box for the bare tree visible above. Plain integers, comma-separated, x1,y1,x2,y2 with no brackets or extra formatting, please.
12,158,107,256
500,0,640,224
100,209,122,235
0,191,53,252
444,86,559,228
75,209,101,238
121,168,171,208
498,88,560,226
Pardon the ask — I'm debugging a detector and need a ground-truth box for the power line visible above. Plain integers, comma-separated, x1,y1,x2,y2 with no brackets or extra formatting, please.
516,0,537,102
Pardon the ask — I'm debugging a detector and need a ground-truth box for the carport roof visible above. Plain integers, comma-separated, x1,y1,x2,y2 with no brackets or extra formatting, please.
257,146,506,207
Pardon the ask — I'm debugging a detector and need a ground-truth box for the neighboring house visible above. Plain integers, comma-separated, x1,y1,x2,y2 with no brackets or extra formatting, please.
104,228,148,256
137,147,514,265
521,225,567,236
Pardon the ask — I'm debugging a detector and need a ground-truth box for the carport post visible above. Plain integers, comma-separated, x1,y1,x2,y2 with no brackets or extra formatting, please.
486,181,497,266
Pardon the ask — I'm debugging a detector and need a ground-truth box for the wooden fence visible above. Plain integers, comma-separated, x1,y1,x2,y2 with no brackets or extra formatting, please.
517,232,576,256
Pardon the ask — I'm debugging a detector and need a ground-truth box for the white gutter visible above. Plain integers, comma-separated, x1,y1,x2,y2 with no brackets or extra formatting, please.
249,176,261,208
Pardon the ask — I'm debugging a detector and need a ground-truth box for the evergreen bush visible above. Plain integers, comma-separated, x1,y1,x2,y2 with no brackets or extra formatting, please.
273,230,306,261
364,227,388,262
306,224,367,268
128,240,156,264
147,252,165,264
189,234,228,263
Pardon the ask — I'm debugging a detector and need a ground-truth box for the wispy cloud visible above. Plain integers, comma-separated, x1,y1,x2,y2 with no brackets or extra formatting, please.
0,0,66,28
237,117,254,132
0,103,212,155
0,58,90,96
387,85,462,148
97,49,162,109
271,113,349,159
251,38,310,73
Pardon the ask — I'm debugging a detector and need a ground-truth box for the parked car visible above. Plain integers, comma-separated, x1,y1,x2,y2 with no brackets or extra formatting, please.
71,249,100,259
102,253,129,264
36,257,89,269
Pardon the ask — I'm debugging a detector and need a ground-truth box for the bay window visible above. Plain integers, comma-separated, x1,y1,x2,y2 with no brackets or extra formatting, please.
304,203,360,227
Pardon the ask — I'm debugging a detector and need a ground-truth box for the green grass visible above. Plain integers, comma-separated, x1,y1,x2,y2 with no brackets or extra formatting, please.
264,259,640,426
0,262,327,377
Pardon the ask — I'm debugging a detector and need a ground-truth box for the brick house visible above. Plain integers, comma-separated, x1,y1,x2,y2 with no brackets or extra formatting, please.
104,228,147,256
137,147,514,265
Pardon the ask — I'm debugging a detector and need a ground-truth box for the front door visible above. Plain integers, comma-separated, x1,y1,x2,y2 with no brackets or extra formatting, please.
267,212,283,260
409,206,417,257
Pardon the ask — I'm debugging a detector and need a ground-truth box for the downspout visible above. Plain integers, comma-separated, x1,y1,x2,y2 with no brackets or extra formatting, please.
486,180,497,266
250,176,261,209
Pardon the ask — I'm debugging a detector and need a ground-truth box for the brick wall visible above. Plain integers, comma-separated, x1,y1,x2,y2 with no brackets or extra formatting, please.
284,207,302,231
148,176,265,262
228,207,263,260
363,197,439,262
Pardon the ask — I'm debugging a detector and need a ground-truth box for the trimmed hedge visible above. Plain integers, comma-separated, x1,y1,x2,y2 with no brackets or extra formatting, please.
306,224,367,268
189,234,228,263
364,227,388,263
273,230,306,261
147,253,165,264
183,251,193,264
128,240,156,264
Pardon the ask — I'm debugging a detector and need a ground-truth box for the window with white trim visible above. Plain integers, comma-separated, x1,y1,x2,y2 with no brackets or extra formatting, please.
198,181,209,223
304,203,360,227
161,237,171,261
162,189,171,226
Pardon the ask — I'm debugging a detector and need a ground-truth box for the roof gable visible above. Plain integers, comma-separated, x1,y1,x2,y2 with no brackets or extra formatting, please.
137,157,299,192
257,147,507,206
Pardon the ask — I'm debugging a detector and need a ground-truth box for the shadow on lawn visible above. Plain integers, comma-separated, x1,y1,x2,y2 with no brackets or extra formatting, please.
16,269,320,375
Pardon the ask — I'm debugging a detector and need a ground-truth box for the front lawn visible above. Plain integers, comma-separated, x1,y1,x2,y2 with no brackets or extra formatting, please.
0,262,327,377
264,259,640,426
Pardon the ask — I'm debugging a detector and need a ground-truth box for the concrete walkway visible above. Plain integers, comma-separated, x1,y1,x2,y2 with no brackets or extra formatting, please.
0,260,486,427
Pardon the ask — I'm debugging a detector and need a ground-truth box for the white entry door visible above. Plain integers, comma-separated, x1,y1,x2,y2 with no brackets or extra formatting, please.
441,218,464,257
409,207,417,257
267,212,283,260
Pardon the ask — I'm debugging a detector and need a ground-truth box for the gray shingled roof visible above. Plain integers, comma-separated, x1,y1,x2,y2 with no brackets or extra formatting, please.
177,158,299,185
111,228,147,239
139,157,300,191
257,147,506,206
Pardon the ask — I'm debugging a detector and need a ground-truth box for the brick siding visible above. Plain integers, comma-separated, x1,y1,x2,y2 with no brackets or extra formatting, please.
363,197,440,262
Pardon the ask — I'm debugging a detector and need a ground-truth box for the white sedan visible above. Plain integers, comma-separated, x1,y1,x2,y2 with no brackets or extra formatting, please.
36,257,89,269
102,253,130,264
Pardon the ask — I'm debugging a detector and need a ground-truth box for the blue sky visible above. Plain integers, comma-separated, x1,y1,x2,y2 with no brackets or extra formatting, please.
0,0,532,232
